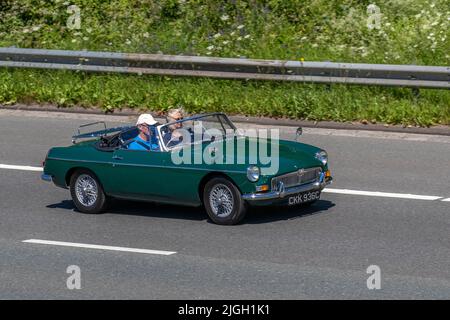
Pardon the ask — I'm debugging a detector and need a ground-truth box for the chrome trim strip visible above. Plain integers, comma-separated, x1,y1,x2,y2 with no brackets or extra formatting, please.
243,174,333,201
47,157,111,165
41,173,52,182
111,162,247,174
46,157,247,174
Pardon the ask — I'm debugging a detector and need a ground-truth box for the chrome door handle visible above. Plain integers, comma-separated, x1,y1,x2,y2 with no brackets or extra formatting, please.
112,155,123,160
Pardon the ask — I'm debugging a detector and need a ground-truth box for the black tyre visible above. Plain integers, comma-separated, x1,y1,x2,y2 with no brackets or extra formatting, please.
69,169,107,214
203,177,247,225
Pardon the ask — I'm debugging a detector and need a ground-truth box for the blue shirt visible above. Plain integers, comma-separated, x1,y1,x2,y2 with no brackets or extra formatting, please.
128,135,159,151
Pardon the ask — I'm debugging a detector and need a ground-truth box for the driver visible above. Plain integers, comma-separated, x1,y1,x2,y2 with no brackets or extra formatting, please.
163,108,184,147
128,114,160,151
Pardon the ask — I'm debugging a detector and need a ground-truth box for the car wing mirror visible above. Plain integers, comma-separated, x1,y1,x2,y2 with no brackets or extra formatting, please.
295,127,303,141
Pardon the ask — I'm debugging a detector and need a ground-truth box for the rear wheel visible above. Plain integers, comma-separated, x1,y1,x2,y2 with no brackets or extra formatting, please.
203,177,247,225
70,169,107,214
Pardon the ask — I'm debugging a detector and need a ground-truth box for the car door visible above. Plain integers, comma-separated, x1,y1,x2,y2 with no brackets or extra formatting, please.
108,148,173,202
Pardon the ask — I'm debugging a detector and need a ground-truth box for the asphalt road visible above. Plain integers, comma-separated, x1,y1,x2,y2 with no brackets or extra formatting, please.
0,109,449,299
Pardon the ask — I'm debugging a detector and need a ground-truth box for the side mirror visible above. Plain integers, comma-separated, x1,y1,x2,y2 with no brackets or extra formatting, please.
295,127,303,141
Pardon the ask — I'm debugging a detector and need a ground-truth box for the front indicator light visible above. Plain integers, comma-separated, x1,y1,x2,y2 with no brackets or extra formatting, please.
325,170,333,184
256,185,269,192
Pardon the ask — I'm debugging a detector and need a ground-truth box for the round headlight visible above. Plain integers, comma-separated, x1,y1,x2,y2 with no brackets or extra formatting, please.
315,150,328,165
247,166,260,182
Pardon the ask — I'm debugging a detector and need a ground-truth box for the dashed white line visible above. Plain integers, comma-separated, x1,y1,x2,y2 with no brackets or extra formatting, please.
441,198,450,202
323,188,443,201
0,164,42,172
22,239,177,256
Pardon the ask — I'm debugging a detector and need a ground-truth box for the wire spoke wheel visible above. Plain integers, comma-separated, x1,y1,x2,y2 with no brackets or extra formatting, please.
209,183,234,218
75,174,98,207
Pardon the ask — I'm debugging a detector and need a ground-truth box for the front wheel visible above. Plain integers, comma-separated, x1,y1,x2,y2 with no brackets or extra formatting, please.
203,177,247,225
69,169,107,214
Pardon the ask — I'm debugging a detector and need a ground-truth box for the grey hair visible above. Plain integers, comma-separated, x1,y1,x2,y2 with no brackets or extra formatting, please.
167,108,184,118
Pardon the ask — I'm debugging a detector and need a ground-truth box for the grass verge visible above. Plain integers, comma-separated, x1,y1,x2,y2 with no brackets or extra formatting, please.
0,69,448,127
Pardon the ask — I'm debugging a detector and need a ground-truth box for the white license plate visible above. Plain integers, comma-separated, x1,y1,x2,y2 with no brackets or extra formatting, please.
288,191,320,206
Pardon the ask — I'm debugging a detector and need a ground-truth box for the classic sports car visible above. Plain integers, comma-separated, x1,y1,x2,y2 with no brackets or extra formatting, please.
42,113,332,225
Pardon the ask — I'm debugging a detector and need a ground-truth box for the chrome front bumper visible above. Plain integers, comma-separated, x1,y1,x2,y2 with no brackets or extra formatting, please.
41,173,52,182
243,174,333,202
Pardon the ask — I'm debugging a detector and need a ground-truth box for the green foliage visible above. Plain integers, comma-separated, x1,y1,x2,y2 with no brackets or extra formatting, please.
0,0,448,63
0,0,448,126
0,69,448,126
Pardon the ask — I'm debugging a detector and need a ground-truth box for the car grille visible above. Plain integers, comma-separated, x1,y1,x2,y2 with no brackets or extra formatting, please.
271,167,322,190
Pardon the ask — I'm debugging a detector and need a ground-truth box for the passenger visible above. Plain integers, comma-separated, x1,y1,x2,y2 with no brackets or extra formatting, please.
128,114,160,151
163,108,184,147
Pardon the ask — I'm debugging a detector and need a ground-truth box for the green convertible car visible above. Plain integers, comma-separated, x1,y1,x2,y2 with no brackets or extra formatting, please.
42,113,332,225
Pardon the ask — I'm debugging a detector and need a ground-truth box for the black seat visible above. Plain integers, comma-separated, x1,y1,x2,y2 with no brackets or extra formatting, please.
118,127,139,150
120,127,139,142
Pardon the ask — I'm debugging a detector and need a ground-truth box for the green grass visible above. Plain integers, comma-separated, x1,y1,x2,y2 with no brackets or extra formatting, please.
0,0,449,126
1,69,448,126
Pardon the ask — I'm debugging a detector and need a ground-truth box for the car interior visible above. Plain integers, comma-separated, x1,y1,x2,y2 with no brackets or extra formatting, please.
92,114,234,152
94,127,139,152
94,126,163,152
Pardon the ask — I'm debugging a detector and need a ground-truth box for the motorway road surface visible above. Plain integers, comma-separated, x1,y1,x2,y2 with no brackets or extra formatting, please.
0,110,449,299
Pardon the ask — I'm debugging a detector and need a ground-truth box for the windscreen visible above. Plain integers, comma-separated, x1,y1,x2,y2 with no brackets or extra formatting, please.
160,114,236,150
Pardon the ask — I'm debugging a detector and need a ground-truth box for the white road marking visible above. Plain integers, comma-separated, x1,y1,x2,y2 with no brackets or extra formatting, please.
323,188,442,201
0,164,43,172
22,239,176,256
441,198,450,202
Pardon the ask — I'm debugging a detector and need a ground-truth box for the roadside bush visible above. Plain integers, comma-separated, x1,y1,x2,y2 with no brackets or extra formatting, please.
0,0,448,126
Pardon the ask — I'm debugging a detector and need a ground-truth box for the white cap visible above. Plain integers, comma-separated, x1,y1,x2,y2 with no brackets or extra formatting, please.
136,113,157,126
